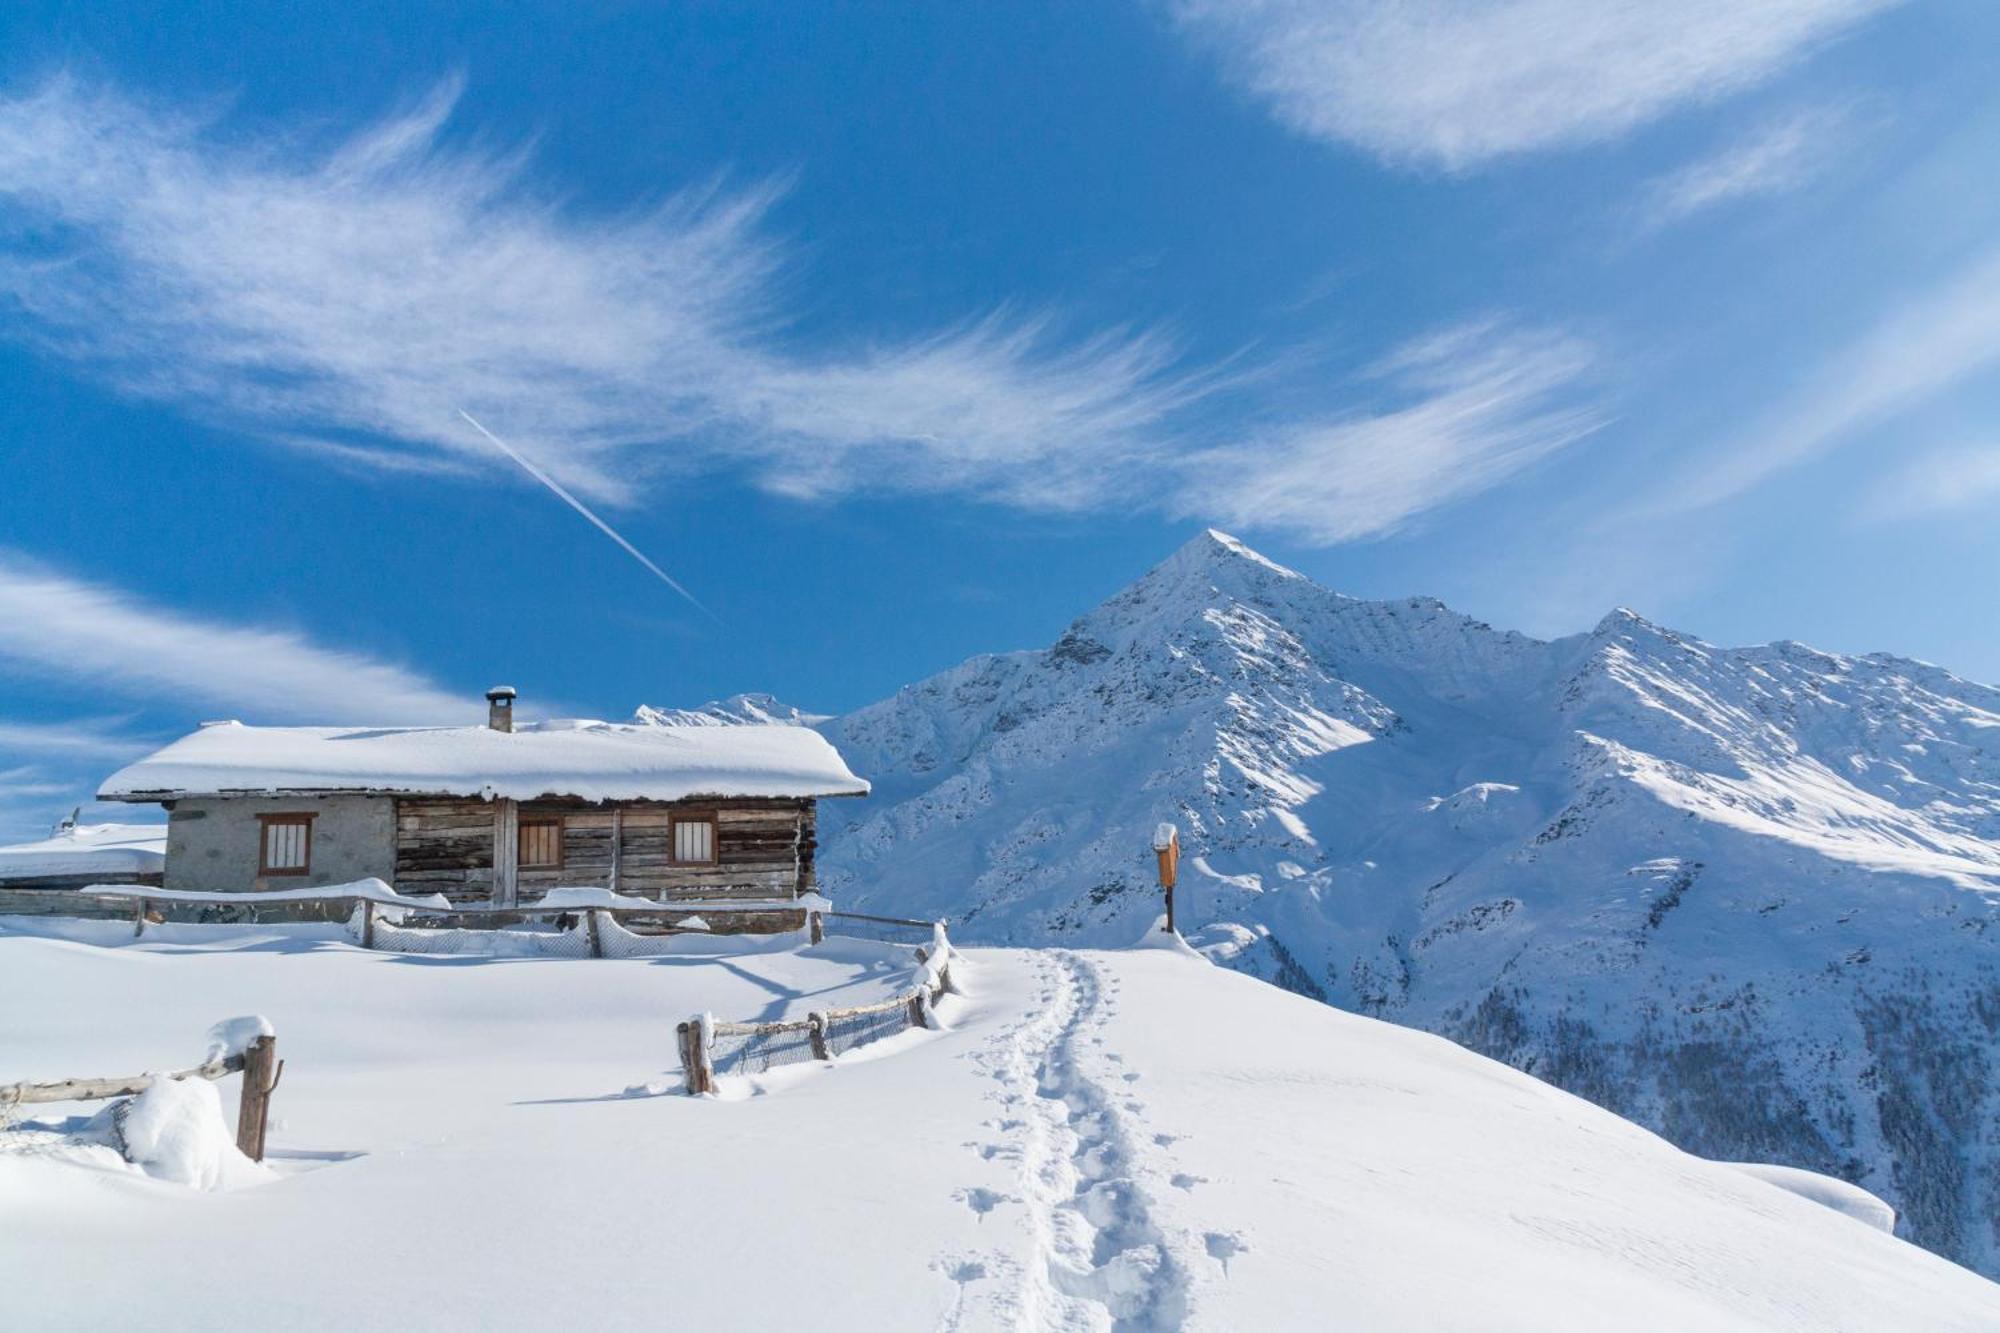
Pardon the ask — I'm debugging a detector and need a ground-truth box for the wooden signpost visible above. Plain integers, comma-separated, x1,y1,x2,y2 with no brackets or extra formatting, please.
1153,822,1180,934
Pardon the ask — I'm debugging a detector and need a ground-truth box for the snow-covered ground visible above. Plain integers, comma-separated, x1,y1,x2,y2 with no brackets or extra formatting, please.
4,922,1995,1330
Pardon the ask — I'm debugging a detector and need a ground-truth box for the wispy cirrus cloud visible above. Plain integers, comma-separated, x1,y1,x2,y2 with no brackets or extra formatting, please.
1861,445,2000,523
0,74,1601,548
0,551,472,724
0,75,1195,511
0,717,154,761
1177,320,1602,543
1169,0,1900,171
1671,245,2000,511
1637,104,1851,231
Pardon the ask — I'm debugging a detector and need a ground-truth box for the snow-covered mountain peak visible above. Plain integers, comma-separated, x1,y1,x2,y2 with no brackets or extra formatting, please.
632,692,826,728
803,532,2000,1277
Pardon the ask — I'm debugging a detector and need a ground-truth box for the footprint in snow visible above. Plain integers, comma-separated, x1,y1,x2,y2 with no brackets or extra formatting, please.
956,1186,1016,1220
930,1255,992,1333
1205,1231,1249,1275
1121,1072,1141,1083
1170,1173,1206,1192
941,1258,987,1282
966,1142,1007,1161
1153,1132,1181,1148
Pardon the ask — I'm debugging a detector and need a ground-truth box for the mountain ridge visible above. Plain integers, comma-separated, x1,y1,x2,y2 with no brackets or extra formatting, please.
640,529,2000,1276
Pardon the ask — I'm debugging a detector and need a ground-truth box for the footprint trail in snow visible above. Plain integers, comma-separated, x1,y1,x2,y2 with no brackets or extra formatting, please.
943,950,1229,1331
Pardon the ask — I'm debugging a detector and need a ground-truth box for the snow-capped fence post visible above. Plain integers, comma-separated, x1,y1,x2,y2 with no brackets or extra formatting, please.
676,1019,715,1095
234,1034,281,1163
1153,823,1181,934
808,911,825,946
359,899,377,950
585,909,605,959
807,1012,830,1062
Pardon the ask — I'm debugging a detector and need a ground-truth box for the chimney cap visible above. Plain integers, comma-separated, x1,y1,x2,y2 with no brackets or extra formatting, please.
485,685,518,702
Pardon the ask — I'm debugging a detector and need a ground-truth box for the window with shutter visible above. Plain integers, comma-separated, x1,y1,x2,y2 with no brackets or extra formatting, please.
673,816,715,864
519,817,564,869
258,814,314,876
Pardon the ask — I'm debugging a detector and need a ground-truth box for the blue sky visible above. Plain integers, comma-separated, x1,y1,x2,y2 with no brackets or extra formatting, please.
2,1,1998,838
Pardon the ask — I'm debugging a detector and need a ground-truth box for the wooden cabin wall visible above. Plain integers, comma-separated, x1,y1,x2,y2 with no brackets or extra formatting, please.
393,796,818,904
392,798,500,901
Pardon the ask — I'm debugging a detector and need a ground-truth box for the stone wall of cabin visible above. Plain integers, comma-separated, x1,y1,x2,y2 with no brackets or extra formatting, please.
164,794,397,894
393,796,818,905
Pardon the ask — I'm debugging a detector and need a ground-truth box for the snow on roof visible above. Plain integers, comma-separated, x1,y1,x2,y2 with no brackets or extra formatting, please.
0,823,167,878
98,720,870,803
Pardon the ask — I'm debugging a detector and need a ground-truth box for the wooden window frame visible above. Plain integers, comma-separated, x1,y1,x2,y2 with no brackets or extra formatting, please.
257,812,316,877
518,816,565,871
671,813,718,866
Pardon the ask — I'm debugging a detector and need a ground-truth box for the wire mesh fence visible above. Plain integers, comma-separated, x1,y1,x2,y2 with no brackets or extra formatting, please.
361,913,598,958
709,1021,821,1077
819,912,937,948
355,909,800,960
823,998,913,1057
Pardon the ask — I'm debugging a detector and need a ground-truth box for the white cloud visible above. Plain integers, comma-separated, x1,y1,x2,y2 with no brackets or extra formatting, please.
1178,321,1601,542
1862,446,2000,522
0,76,1195,508
0,553,473,724
1638,104,1849,230
1170,0,1899,171
0,717,153,761
1676,245,2000,509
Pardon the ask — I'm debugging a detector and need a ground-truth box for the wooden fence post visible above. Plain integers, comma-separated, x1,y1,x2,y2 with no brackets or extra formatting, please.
808,911,825,946
677,1020,714,1096
132,897,147,938
360,900,376,950
807,1012,830,1061
235,1034,281,1162
586,909,605,959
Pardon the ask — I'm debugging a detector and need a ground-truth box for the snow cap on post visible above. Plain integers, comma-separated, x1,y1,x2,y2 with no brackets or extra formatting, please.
1153,821,1179,852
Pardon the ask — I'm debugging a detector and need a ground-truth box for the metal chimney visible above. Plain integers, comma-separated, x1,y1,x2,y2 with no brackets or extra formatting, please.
486,685,517,733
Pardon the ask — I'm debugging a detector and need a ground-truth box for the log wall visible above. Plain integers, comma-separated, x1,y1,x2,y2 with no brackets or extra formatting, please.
393,796,818,905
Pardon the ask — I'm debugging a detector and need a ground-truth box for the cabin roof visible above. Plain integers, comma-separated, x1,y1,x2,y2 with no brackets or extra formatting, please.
0,823,168,878
98,720,870,804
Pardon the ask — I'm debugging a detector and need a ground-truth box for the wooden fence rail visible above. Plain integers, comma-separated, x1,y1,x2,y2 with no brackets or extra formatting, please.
0,1033,283,1162
677,932,955,1094
1,886,835,952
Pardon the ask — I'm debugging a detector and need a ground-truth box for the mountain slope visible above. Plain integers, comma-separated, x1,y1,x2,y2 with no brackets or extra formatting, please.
759,530,2000,1276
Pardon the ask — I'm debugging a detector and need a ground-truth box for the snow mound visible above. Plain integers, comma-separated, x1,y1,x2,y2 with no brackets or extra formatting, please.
1129,914,1206,957
112,1078,265,1191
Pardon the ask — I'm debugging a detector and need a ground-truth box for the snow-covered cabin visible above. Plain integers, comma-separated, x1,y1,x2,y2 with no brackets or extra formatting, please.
96,688,868,911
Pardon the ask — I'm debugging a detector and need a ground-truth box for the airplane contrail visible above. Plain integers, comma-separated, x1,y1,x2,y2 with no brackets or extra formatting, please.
456,409,714,621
